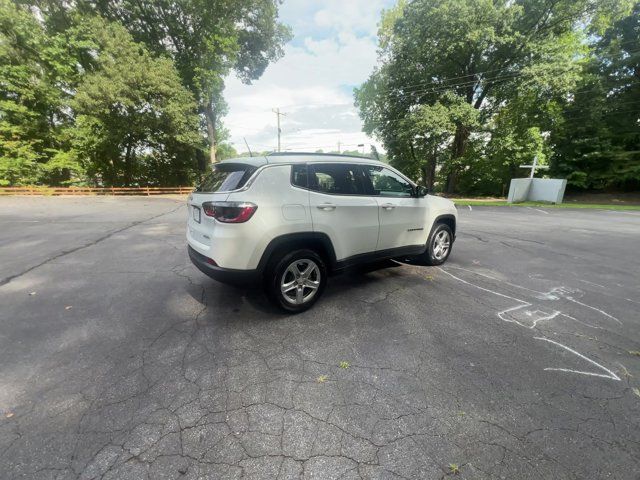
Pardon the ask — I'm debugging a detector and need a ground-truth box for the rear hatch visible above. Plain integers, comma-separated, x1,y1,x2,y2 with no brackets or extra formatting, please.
187,162,259,250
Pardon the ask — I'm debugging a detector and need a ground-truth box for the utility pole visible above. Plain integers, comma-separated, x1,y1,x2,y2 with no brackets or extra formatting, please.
272,108,286,152
337,141,341,153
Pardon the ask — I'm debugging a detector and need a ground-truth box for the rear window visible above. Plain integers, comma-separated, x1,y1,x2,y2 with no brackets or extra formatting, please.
195,164,256,192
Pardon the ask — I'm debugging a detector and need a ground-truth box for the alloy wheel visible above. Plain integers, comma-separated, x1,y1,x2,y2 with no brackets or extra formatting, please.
280,259,321,305
432,230,451,261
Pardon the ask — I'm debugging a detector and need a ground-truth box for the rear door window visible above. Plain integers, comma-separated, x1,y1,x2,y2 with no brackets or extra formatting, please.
196,164,256,192
308,163,367,195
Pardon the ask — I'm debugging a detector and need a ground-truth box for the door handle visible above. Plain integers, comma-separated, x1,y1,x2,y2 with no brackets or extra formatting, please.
381,203,396,210
317,203,336,211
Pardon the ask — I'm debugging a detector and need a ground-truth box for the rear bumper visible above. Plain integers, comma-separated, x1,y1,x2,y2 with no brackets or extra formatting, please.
188,246,261,286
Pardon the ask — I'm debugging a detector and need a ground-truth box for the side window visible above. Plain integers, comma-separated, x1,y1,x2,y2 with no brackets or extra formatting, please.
308,164,367,195
362,166,413,197
291,164,308,188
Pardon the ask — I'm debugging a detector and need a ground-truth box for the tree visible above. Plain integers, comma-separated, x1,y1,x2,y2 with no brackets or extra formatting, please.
0,0,82,185
72,0,291,163
400,92,478,190
216,143,239,162
1,2,216,187
69,19,201,186
551,2,640,190
356,0,635,193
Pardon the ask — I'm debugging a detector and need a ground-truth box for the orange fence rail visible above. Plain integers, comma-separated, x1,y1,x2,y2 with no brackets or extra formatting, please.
0,186,194,196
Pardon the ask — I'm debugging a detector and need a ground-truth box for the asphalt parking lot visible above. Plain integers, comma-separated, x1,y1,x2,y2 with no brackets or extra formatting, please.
1,196,639,480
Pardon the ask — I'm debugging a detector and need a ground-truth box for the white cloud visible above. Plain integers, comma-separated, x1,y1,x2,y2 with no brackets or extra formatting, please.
223,0,394,154
313,0,389,34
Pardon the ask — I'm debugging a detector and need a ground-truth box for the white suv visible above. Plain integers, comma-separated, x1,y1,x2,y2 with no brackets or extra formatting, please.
187,153,457,312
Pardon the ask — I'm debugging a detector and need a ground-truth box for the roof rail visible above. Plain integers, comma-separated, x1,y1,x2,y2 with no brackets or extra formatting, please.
266,151,372,160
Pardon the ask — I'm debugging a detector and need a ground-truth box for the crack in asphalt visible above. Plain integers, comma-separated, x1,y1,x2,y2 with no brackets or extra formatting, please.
0,203,184,287
2,202,639,479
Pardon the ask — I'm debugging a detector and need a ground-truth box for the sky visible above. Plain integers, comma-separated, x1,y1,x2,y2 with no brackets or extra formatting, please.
223,0,396,154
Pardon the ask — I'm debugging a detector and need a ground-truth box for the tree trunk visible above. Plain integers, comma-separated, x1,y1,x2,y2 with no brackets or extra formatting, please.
124,138,133,186
426,143,437,191
420,166,429,187
408,140,423,184
204,101,217,164
446,125,470,194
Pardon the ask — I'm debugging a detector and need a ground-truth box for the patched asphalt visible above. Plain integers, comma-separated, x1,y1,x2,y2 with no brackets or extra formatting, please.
0,196,639,479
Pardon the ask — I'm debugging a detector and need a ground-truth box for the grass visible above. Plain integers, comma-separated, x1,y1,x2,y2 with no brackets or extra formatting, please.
453,199,640,211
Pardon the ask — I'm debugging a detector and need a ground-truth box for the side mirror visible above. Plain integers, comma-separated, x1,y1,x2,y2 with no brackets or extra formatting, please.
414,185,428,197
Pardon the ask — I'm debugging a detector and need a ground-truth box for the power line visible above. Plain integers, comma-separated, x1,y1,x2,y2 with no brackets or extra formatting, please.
241,64,632,112
387,46,640,96
395,71,523,95
382,38,640,94
554,107,640,124
394,75,517,97
223,72,638,119
394,66,640,98
394,78,639,102
400,43,640,91
563,97,640,111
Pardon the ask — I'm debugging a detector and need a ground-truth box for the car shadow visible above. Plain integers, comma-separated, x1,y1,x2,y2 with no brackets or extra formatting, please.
194,259,407,317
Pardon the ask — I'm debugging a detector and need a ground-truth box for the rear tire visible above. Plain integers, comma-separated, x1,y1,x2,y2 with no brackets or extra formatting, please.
418,223,453,266
265,249,327,313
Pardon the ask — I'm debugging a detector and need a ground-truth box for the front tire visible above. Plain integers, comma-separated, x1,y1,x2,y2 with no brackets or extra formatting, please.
265,249,327,313
419,223,453,266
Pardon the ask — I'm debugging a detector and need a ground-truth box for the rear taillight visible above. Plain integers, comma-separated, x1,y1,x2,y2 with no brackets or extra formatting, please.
201,201,257,223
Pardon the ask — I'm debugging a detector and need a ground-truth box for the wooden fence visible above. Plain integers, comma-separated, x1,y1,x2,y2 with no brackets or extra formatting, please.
0,186,193,196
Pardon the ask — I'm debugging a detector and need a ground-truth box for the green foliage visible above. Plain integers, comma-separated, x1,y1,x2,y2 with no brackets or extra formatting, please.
0,0,78,185
69,19,201,186
216,143,239,162
402,92,480,190
551,2,640,191
1,0,288,186
356,0,637,195
76,0,292,161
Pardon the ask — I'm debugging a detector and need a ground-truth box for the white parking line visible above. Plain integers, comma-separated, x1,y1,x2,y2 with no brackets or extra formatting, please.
526,207,549,214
